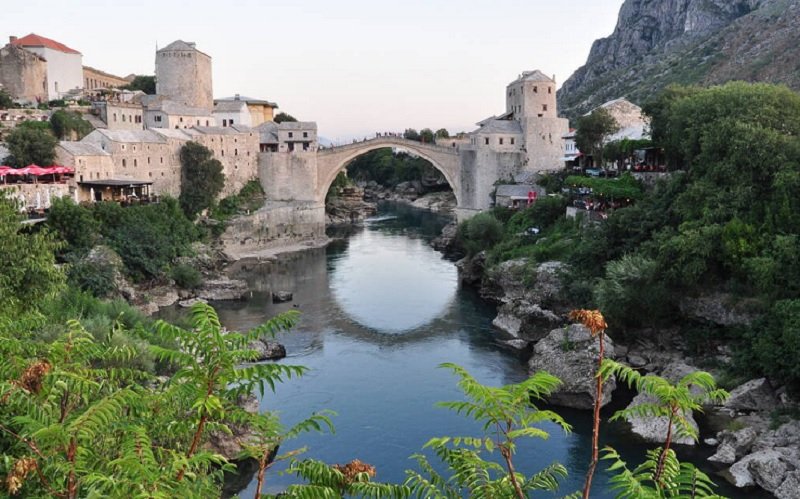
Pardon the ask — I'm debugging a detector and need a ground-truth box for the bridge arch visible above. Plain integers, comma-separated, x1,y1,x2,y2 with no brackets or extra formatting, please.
316,137,462,207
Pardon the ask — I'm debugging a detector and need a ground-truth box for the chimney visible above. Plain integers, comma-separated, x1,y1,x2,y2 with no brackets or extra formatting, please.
9,36,17,43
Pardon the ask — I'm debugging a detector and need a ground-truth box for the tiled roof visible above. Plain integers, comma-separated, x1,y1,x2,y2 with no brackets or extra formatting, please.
511,70,554,84
93,129,167,143
213,100,248,113
58,141,109,156
277,121,317,131
496,184,538,198
474,119,522,134
11,33,81,54
255,122,279,144
216,96,278,108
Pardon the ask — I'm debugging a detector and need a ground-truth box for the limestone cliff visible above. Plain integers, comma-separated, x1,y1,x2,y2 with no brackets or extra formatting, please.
558,0,800,120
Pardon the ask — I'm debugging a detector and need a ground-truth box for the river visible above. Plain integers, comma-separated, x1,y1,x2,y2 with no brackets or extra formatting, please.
213,202,742,498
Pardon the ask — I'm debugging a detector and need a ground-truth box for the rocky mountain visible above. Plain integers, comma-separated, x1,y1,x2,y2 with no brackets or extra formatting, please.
558,0,800,121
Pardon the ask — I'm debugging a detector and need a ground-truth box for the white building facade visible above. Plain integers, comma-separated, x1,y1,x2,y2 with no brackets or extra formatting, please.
11,34,83,100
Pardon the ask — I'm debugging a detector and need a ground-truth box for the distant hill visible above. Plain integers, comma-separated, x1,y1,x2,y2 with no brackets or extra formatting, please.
557,0,800,121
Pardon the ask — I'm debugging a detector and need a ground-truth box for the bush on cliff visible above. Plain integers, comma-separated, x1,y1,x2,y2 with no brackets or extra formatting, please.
179,141,225,219
457,211,503,257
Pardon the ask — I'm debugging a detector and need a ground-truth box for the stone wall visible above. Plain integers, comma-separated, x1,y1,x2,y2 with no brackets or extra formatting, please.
83,66,130,92
522,116,569,172
0,44,47,103
258,151,320,203
0,182,72,210
220,201,326,259
190,130,260,196
156,47,213,110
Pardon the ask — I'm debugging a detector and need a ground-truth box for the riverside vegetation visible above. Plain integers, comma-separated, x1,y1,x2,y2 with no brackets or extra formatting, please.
458,81,800,395
0,82,790,497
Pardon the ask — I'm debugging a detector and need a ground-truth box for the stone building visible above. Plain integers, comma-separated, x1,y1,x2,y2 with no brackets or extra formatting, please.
141,95,215,129
214,95,278,128
468,70,569,174
155,40,213,110
276,122,318,152
83,66,131,93
595,98,649,142
9,34,83,100
0,42,47,103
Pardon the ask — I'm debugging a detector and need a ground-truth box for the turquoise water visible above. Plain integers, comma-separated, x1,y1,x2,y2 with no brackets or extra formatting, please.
215,203,742,498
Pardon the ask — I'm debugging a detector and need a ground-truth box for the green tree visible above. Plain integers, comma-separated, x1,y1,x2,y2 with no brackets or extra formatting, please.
0,194,65,315
403,128,420,141
274,112,298,123
420,128,435,143
4,123,58,167
457,212,504,256
179,142,225,219
93,198,198,281
575,108,620,168
121,75,156,94
46,197,99,257
0,89,13,108
435,128,450,139
50,109,93,140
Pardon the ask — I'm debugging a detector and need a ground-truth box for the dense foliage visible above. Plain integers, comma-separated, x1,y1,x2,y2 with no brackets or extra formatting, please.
122,75,156,94
274,112,298,123
575,108,619,167
345,148,446,188
0,89,13,109
4,122,58,167
49,110,93,140
461,82,800,390
179,142,226,219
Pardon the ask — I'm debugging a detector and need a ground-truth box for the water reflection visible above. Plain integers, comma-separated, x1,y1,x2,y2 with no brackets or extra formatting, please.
330,223,457,333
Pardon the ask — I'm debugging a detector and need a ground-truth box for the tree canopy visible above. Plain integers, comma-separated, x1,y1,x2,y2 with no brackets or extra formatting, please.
179,142,225,219
575,108,620,167
4,122,58,167
122,75,156,94
274,112,298,123
50,109,93,140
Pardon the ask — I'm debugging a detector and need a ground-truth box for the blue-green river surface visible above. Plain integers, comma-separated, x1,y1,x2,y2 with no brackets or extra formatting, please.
212,202,745,498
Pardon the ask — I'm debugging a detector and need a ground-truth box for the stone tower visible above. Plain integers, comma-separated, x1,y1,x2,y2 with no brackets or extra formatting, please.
506,70,569,172
155,40,213,110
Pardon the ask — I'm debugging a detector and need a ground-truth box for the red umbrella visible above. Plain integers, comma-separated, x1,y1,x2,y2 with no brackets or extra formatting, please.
24,165,51,176
49,165,75,174
6,168,29,175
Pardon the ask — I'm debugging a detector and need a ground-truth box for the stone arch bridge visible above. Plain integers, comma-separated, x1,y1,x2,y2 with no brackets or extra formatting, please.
246,136,519,247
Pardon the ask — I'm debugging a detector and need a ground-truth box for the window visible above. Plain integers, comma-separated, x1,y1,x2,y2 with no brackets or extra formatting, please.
533,86,538,93
303,132,308,138
221,150,224,157
548,87,552,94
122,159,127,167
288,132,294,138
230,119,234,125
543,104,548,111
180,117,184,122
133,159,138,167
196,120,200,126
113,113,117,122
235,148,238,156
510,138,515,145
160,157,163,164
222,119,227,127
147,157,151,164
484,137,489,145
499,138,504,145
155,115,162,123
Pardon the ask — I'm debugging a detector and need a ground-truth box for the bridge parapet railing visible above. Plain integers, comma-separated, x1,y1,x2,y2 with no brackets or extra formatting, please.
319,136,459,155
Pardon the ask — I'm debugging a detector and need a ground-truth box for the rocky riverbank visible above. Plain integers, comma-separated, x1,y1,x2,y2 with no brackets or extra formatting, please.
454,249,799,498
363,181,456,214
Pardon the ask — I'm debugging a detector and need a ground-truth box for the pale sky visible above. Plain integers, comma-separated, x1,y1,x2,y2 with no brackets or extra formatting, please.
4,0,624,140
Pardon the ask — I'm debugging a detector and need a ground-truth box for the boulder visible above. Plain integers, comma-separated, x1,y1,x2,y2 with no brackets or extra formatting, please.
431,221,461,257
679,292,754,327
248,340,286,361
481,259,566,308
724,378,778,413
272,291,293,303
203,394,260,460
528,324,616,410
196,277,248,301
752,420,800,453
727,448,800,492
776,471,800,499
624,392,698,446
709,427,758,464
144,286,180,309
492,301,562,342
178,298,208,308
456,251,486,286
